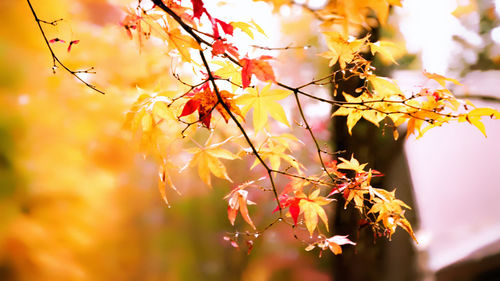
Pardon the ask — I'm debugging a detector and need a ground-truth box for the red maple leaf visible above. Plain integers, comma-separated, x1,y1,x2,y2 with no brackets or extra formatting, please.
179,83,243,128
191,0,205,19
240,56,276,88
212,39,239,58
273,194,301,226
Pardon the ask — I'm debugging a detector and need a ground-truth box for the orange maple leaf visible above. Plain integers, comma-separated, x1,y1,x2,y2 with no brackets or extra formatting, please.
240,56,276,88
224,180,260,229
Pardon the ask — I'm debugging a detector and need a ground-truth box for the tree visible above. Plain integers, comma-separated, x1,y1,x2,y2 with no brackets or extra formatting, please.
15,0,500,278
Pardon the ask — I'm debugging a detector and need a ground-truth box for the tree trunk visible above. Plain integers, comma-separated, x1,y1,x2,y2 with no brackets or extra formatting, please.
330,27,419,281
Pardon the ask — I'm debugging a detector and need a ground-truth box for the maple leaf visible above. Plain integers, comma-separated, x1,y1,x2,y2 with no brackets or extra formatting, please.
231,20,267,39
248,134,302,171
325,160,346,178
179,84,244,128
276,195,302,225
224,181,260,229
231,21,255,39
213,60,242,91
191,0,205,19
306,235,356,255
299,189,333,235
370,40,402,64
423,70,462,87
458,107,500,137
325,235,356,255
340,170,379,210
240,56,276,88
274,177,312,225
367,75,404,98
337,154,367,174
368,188,416,241
184,138,239,187
212,39,239,58
320,32,366,69
342,183,367,210
214,19,234,36
166,28,201,62
235,83,291,132
332,92,386,134
158,160,181,206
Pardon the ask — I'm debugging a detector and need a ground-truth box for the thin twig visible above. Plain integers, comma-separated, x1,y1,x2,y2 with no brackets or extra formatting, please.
26,0,104,94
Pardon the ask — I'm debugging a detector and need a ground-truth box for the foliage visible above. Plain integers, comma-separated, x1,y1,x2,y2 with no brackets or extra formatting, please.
23,0,500,260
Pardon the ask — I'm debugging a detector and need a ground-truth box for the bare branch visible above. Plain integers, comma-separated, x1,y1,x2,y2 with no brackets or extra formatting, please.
26,0,105,95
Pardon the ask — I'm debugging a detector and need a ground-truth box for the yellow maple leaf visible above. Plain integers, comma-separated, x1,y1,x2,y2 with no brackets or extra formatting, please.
249,140,302,171
370,40,404,64
235,83,291,132
332,92,386,134
337,154,367,174
166,28,201,62
367,75,404,98
213,60,242,91
299,189,333,235
458,107,500,137
230,20,267,39
368,188,416,241
423,70,462,87
320,32,366,69
185,139,239,187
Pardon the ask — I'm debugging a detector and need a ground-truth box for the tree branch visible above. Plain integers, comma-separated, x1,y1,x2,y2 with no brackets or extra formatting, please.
26,0,105,95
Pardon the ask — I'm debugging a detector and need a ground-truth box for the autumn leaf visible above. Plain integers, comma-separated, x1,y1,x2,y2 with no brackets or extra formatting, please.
231,20,267,39
212,39,239,58
308,235,356,255
213,60,243,91
224,181,259,229
166,28,201,62
332,92,386,134
423,70,462,87
324,160,346,178
337,154,367,174
277,195,302,225
247,134,302,171
367,75,404,98
368,188,416,241
184,138,239,187
191,0,205,19
158,161,181,206
299,189,333,235
458,107,500,137
179,84,244,128
240,56,276,88
231,21,255,39
320,32,366,69
235,83,291,132
370,40,402,64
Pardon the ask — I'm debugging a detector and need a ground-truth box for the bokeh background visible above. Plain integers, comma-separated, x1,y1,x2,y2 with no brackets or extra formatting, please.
1,0,500,280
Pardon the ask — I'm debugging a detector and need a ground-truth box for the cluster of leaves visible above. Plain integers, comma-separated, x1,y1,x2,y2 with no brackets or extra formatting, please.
34,0,500,256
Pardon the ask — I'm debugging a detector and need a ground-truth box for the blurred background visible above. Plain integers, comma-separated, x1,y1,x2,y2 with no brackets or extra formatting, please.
1,0,499,280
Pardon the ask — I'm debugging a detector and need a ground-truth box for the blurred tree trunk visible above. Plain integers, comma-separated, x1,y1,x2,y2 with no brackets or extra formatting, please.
329,27,419,281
